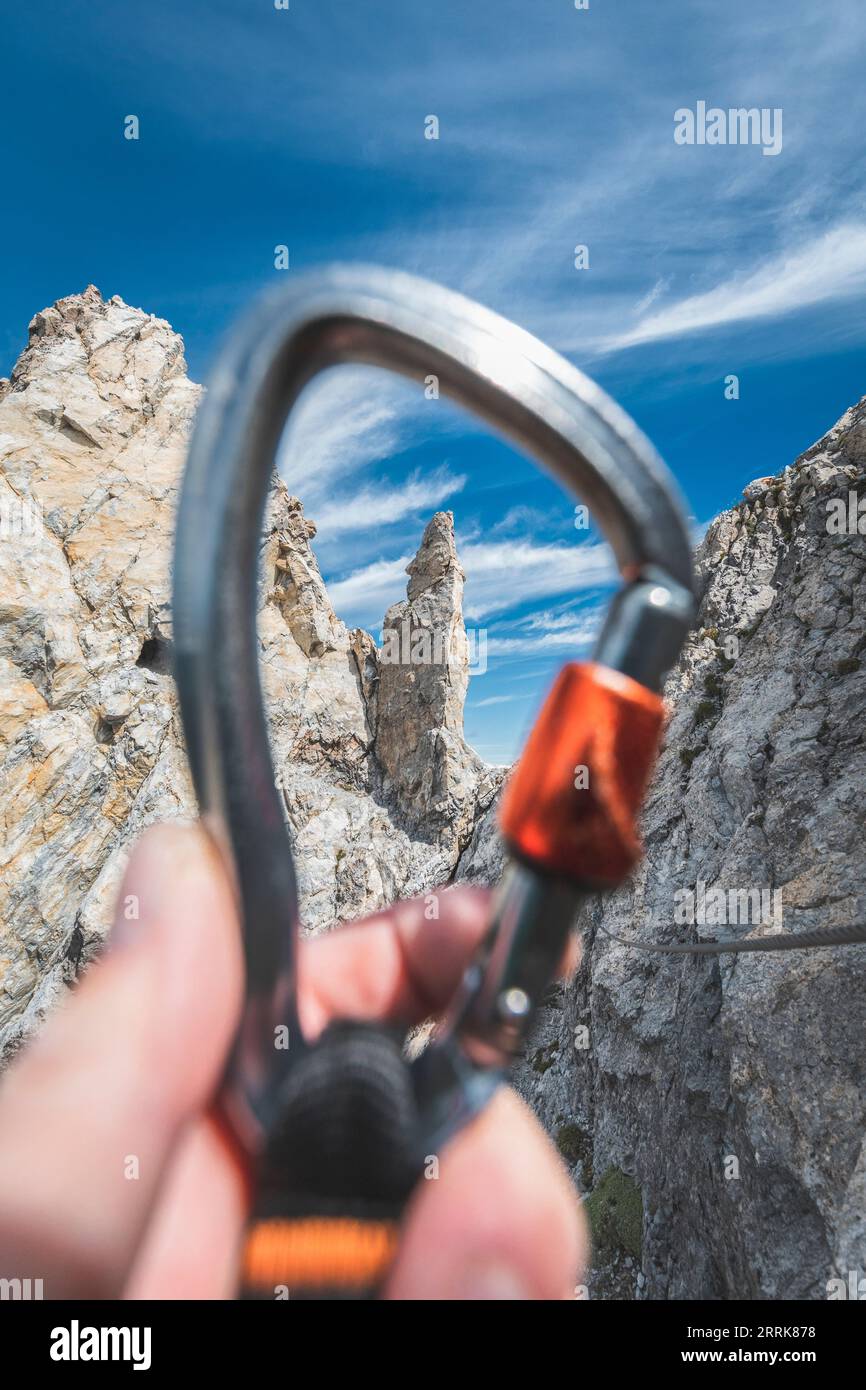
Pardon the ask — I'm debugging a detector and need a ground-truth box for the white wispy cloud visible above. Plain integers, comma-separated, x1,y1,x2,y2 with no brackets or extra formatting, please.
485,629,596,657
311,465,466,539
461,538,614,622
485,605,603,658
473,694,520,708
490,503,554,535
278,367,419,496
327,553,414,622
328,535,614,629
605,223,866,352
632,276,671,318
517,604,602,633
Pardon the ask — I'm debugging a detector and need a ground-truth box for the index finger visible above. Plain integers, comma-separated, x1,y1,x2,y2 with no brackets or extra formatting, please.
297,886,492,1040
298,885,580,1039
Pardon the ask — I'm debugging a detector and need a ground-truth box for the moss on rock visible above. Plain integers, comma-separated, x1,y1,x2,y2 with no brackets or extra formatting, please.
555,1123,594,1184
530,1039,560,1074
585,1166,643,1262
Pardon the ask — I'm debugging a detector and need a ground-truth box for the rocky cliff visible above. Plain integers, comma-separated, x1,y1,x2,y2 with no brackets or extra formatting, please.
2,286,864,1302
0,287,495,1058
486,398,866,1300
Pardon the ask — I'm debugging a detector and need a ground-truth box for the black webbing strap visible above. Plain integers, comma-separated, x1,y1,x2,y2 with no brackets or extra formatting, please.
239,1023,423,1300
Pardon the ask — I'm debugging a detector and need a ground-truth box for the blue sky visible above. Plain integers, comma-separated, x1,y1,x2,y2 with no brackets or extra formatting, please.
3,1,866,761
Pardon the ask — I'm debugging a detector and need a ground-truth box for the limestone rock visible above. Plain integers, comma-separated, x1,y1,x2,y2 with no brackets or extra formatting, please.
264,486,347,659
376,511,488,852
0,288,491,1057
0,287,198,1056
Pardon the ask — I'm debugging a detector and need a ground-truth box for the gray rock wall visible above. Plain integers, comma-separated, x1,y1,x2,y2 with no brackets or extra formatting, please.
505,399,866,1299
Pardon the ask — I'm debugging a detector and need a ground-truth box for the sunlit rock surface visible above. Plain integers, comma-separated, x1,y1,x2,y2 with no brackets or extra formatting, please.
0,288,494,1057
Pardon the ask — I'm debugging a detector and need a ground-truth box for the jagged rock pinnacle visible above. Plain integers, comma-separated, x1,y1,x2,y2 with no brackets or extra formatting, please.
375,508,486,844
406,510,464,599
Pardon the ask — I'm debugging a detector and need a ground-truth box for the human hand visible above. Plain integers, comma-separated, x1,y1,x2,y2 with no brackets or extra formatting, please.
0,823,586,1299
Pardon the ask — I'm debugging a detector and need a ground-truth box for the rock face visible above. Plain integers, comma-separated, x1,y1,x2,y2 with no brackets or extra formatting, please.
0,287,492,1058
491,397,866,1300
3,285,864,1303
0,287,199,1056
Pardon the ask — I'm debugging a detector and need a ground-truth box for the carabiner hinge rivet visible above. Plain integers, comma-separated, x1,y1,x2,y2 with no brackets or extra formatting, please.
498,987,532,1022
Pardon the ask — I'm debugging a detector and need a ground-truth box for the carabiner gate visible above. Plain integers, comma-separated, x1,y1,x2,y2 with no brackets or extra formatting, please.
172,266,695,1298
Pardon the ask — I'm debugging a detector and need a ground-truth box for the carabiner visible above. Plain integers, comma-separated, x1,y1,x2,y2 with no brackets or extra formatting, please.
172,265,695,1299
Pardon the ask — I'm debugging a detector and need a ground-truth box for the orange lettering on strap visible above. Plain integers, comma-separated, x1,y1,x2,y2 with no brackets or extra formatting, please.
242,1217,400,1291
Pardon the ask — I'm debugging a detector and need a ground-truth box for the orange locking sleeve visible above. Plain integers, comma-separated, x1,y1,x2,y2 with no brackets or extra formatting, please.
499,661,665,887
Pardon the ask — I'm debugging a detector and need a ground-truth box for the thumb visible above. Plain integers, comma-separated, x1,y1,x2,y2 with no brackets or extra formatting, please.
0,823,243,1297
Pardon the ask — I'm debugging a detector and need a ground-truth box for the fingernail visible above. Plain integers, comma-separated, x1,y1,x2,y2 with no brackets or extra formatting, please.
453,1260,532,1300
